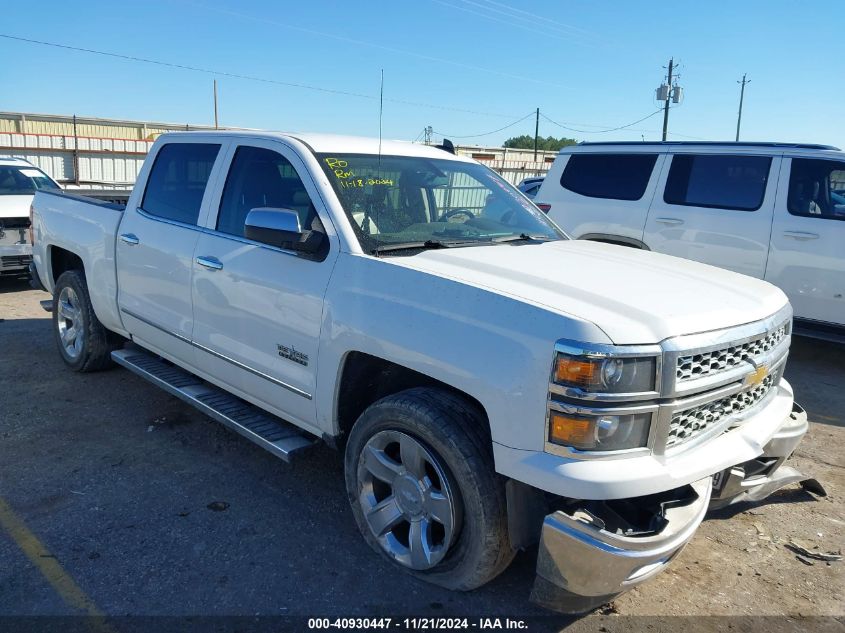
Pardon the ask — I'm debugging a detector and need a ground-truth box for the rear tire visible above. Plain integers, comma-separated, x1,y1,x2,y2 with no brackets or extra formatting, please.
344,387,515,591
52,270,121,372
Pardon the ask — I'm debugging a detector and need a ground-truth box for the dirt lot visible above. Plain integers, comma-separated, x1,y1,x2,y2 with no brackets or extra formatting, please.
0,276,842,630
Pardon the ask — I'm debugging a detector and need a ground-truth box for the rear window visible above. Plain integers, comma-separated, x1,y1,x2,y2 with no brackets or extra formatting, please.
141,143,220,225
664,154,771,211
560,153,658,201
0,165,60,195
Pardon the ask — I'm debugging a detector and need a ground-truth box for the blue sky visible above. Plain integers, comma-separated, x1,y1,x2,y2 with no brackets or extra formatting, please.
1,0,842,148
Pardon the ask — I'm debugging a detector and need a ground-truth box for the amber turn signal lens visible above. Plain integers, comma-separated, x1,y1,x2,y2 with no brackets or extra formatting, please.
554,356,602,388
549,412,594,447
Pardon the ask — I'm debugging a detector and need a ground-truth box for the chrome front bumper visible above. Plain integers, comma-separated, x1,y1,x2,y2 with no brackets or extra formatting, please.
531,402,816,613
531,477,711,612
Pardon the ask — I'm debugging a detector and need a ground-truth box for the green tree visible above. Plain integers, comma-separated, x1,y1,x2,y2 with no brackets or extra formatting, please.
503,134,578,151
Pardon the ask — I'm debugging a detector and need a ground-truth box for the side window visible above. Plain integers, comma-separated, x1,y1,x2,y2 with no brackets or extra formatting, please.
787,158,845,221
664,154,771,211
560,153,658,201
217,146,318,238
141,143,220,225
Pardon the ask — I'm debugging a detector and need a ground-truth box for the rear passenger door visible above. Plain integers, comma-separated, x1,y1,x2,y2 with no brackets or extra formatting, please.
766,156,845,326
643,152,779,279
191,140,337,432
542,152,665,245
117,140,224,366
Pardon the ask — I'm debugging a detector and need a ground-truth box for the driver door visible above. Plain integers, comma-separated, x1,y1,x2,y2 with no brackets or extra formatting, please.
191,139,338,431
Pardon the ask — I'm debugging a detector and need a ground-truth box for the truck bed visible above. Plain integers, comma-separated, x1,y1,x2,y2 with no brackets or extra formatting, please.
31,189,127,335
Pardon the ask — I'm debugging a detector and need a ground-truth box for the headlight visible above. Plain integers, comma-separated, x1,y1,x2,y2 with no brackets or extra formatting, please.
554,352,657,394
549,410,651,451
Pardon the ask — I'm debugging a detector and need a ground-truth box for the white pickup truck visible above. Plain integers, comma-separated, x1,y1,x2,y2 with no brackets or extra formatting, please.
30,131,814,612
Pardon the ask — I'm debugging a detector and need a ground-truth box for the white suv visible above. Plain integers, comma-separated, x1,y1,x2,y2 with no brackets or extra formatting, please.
537,142,845,339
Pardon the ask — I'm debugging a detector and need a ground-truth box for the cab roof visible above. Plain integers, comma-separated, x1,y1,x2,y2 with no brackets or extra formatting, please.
155,130,472,162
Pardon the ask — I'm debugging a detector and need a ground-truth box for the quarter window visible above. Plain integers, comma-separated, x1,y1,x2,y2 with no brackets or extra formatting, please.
217,146,318,238
787,158,845,221
664,154,771,211
560,153,658,201
141,143,220,225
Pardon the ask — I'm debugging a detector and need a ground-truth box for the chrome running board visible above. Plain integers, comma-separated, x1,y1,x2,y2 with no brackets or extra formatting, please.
112,348,317,462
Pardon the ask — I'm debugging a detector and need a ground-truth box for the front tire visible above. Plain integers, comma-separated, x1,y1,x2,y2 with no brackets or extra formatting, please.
344,388,515,591
52,270,120,372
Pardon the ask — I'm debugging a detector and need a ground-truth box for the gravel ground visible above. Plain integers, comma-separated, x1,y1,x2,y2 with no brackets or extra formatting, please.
0,276,842,630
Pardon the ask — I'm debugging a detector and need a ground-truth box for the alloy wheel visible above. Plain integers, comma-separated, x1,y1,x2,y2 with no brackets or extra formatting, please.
357,430,458,570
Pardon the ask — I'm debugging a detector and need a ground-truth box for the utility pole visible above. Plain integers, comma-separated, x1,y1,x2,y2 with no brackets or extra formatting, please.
72,114,80,185
736,74,750,141
213,80,219,129
533,107,540,161
662,58,673,141
423,126,433,145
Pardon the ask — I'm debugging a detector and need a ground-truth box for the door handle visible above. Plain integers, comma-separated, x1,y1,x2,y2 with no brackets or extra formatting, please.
119,233,139,245
654,217,684,226
783,230,819,241
196,256,224,270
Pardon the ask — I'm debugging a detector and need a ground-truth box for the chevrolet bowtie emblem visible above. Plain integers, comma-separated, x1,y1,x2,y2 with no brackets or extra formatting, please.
743,364,769,388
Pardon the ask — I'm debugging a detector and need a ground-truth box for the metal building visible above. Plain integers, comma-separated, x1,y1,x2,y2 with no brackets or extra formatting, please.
453,145,557,185
0,111,222,195
0,111,555,196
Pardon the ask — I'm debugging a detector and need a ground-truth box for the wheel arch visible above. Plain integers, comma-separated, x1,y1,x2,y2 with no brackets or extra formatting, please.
333,351,491,448
48,245,85,287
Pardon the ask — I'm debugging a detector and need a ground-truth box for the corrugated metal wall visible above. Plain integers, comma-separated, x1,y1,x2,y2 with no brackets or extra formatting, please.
0,112,217,188
454,145,556,185
0,112,557,190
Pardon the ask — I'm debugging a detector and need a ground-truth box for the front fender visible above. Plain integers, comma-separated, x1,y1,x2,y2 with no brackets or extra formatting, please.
315,252,611,452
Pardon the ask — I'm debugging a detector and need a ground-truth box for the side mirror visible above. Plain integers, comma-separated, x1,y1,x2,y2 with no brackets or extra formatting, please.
244,208,324,254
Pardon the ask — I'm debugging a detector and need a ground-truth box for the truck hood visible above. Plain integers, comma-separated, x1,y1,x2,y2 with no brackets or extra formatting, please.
0,195,32,219
389,240,788,344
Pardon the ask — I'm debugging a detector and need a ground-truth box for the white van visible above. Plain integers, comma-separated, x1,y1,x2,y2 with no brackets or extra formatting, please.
537,142,845,339
0,157,61,276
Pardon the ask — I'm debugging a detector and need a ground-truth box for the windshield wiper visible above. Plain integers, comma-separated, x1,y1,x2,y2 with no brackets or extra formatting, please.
372,239,487,255
491,233,554,244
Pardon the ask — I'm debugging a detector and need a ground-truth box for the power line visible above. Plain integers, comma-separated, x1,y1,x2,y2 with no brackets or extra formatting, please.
185,2,574,91
0,33,520,119
433,111,536,139
540,110,663,134
476,0,596,38
0,33,706,142
462,0,598,44
429,0,577,44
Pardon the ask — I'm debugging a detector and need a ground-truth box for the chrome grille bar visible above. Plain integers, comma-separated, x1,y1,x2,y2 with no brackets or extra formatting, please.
676,322,789,382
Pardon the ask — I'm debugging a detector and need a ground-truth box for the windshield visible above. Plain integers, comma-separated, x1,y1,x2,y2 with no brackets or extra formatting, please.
0,165,61,195
317,153,565,253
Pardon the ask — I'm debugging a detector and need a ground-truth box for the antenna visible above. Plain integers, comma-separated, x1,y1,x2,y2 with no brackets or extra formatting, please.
378,69,384,168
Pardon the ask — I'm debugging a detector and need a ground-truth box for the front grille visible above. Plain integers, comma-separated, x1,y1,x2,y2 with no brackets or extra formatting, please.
667,373,776,449
0,218,31,229
676,322,789,382
0,255,32,268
